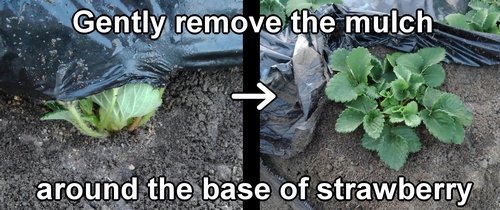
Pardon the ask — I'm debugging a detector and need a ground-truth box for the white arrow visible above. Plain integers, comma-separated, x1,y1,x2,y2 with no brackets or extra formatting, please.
231,82,277,110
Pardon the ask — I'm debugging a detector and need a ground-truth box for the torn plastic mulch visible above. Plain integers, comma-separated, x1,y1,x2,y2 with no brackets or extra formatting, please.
341,0,469,20
260,3,500,158
0,0,242,101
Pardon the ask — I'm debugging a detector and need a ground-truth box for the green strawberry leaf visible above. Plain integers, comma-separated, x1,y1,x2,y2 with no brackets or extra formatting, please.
391,78,410,100
81,114,99,127
87,88,119,122
421,88,473,126
484,12,500,32
375,81,390,92
378,131,409,170
389,111,405,123
403,101,418,115
44,101,66,112
408,73,425,97
465,10,477,22
434,93,474,126
365,85,381,99
382,70,397,83
329,48,350,72
422,64,446,87
391,78,409,91
346,95,378,114
469,1,490,10
420,109,457,143
361,134,381,151
78,99,94,116
451,121,466,144
381,96,399,108
489,4,500,13
384,105,402,114
391,126,421,152
88,83,162,131
417,47,447,68
261,0,286,27
115,83,163,127
470,22,484,31
444,13,471,30
325,72,362,103
362,124,390,151
404,114,421,127
41,110,75,123
370,56,385,82
363,109,385,139
488,26,500,34
396,53,424,74
393,65,411,81
422,88,444,109
346,47,373,84
401,102,421,128
472,8,489,28
335,107,365,133
386,52,404,68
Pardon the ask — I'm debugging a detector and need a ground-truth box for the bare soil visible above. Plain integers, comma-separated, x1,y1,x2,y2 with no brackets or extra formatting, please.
261,46,500,209
0,68,243,209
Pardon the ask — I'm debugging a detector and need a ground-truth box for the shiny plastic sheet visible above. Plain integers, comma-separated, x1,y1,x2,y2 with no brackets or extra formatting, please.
0,0,242,100
342,0,469,20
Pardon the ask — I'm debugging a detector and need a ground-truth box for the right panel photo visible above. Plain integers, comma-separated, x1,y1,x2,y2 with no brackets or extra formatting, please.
260,0,500,209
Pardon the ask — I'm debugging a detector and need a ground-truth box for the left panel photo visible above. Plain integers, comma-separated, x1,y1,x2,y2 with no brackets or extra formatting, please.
0,0,243,209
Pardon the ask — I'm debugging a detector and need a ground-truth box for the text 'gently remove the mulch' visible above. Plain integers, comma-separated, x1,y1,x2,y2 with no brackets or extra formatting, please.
71,8,434,40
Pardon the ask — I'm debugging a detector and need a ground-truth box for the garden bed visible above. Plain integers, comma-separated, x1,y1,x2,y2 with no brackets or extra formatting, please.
261,45,500,209
0,68,243,209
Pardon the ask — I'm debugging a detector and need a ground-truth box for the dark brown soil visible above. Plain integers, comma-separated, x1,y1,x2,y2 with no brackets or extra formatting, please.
0,68,243,209
261,46,500,209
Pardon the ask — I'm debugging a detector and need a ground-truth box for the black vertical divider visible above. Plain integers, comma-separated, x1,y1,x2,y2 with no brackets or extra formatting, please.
243,0,261,209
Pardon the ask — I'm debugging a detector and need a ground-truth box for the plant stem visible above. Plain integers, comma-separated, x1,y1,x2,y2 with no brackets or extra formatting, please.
401,98,410,106
65,101,107,138
128,116,142,132
98,88,119,131
158,87,165,97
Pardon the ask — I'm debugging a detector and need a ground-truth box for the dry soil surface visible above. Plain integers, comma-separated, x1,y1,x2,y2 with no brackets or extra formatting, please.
0,68,243,209
261,46,500,209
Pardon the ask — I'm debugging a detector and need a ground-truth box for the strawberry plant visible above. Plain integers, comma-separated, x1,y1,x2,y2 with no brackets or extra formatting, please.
325,47,473,170
260,0,342,26
42,83,164,138
439,0,500,34
260,0,287,27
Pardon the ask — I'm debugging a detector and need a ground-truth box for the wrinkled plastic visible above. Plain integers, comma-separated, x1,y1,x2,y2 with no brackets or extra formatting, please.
342,0,469,20
260,3,500,158
0,0,242,101
320,5,500,66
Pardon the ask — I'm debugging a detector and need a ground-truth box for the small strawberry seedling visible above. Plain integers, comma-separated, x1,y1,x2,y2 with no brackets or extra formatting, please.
260,0,343,27
325,47,473,170
42,83,164,138
439,0,500,34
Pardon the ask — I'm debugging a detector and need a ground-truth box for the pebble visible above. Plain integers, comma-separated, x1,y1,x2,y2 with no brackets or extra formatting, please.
128,164,135,170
